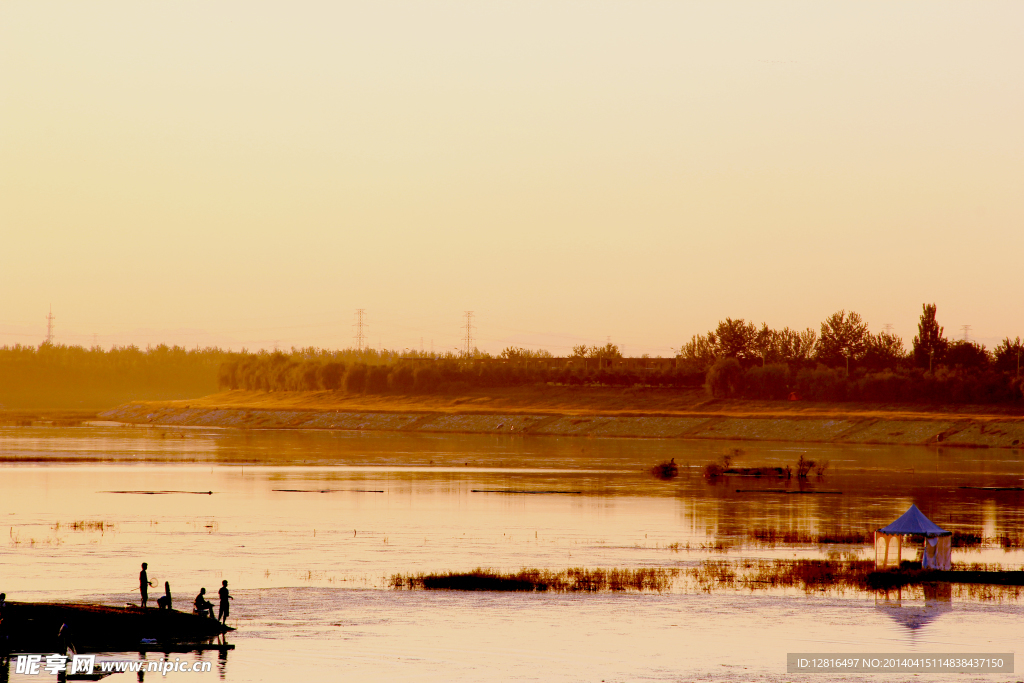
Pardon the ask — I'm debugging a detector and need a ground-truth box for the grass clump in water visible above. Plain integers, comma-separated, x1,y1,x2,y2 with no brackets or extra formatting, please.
390,567,679,592
690,559,875,593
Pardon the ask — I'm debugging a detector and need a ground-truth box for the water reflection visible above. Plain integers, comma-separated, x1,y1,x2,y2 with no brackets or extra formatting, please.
1,426,1022,599
1,426,1022,682
876,583,953,634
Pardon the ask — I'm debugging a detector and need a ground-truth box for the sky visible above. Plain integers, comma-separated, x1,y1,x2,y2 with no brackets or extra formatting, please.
2,1,1022,356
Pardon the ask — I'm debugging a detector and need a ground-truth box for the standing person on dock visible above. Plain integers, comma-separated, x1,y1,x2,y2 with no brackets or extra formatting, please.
217,581,232,625
139,563,155,608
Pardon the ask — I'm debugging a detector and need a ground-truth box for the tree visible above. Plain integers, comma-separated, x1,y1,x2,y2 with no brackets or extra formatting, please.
912,303,947,370
774,327,817,363
571,344,589,358
500,346,553,360
751,324,777,366
501,346,527,360
994,337,1023,377
705,357,743,398
945,340,990,369
862,332,906,371
710,318,757,361
816,310,868,372
679,334,716,369
587,343,621,359
318,362,345,390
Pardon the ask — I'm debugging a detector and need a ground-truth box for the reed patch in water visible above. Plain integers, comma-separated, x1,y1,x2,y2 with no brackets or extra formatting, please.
390,567,680,592
52,520,112,532
747,528,871,545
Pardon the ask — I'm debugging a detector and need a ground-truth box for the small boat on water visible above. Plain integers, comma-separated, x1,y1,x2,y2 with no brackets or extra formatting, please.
1,602,233,654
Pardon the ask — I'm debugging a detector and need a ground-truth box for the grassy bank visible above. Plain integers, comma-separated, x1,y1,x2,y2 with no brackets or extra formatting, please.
109,386,1024,420
97,388,1024,448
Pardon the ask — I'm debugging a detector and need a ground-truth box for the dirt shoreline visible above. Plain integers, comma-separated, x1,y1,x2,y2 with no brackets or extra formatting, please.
95,390,1024,449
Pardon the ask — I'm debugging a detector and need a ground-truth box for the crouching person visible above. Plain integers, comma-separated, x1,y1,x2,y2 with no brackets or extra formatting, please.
193,588,214,619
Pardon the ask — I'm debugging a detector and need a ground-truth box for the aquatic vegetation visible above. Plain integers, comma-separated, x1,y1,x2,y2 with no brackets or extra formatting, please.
53,520,112,532
392,561,1024,598
390,567,681,592
689,559,875,594
747,528,871,546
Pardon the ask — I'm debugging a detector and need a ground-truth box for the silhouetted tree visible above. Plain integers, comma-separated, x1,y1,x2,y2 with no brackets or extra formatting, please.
705,357,743,398
751,324,776,366
343,363,367,393
912,303,947,370
862,332,906,371
994,337,1023,377
945,340,990,370
816,310,868,372
365,365,390,393
586,343,622,359
387,364,415,392
500,346,553,360
413,365,441,392
711,318,757,362
318,362,345,390
773,327,817,363
679,333,716,369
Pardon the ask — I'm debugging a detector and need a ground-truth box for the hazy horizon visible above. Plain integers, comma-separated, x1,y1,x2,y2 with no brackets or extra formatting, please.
3,2,1022,355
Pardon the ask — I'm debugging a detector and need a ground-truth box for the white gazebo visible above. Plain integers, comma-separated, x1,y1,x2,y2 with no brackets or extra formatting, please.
875,504,952,570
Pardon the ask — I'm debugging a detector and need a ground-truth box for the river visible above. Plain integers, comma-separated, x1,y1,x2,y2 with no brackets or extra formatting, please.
1,424,1021,681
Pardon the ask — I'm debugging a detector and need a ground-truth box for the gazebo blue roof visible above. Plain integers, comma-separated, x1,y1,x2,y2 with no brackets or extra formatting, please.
877,504,951,537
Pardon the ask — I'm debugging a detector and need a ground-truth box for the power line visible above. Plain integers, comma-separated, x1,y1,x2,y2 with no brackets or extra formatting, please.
354,309,367,351
463,311,475,356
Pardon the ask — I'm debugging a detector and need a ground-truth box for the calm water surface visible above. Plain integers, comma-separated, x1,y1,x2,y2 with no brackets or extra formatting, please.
1,425,1022,682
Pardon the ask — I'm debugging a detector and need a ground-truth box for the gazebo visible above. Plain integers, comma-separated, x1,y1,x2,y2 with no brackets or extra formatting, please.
875,504,952,570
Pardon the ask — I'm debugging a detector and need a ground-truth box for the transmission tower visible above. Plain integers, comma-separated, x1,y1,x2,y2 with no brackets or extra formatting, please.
462,311,475,356
960,325,971,342
353,309,367,351
45,305,55,344
883,323,894,335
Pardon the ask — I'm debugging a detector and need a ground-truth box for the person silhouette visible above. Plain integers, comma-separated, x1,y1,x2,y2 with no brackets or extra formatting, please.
217,581,233,625
194,588,213,619
139,563,155,608
157,582,172,610
0,592,7,654
57,622,75,656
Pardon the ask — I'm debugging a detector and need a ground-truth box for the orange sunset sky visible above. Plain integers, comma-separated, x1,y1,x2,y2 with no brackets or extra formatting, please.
2,2,1022,355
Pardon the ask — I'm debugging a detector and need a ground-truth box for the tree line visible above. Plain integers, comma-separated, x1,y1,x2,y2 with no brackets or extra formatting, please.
219,304,1024,404
689,305,1023,403
4,303,1021,409
0,343,230,409
216,348,704,394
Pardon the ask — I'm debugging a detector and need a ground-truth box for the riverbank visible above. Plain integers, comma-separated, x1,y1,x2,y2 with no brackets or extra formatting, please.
96,389,1024,448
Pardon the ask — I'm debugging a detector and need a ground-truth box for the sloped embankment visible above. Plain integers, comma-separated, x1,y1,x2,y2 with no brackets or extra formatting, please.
98,402,1024,448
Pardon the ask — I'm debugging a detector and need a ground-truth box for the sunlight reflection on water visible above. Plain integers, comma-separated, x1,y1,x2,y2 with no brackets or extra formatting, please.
1,426,1022,681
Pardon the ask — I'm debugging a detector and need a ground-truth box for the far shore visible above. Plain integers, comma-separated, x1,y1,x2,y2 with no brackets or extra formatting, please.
77,388,1024,449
